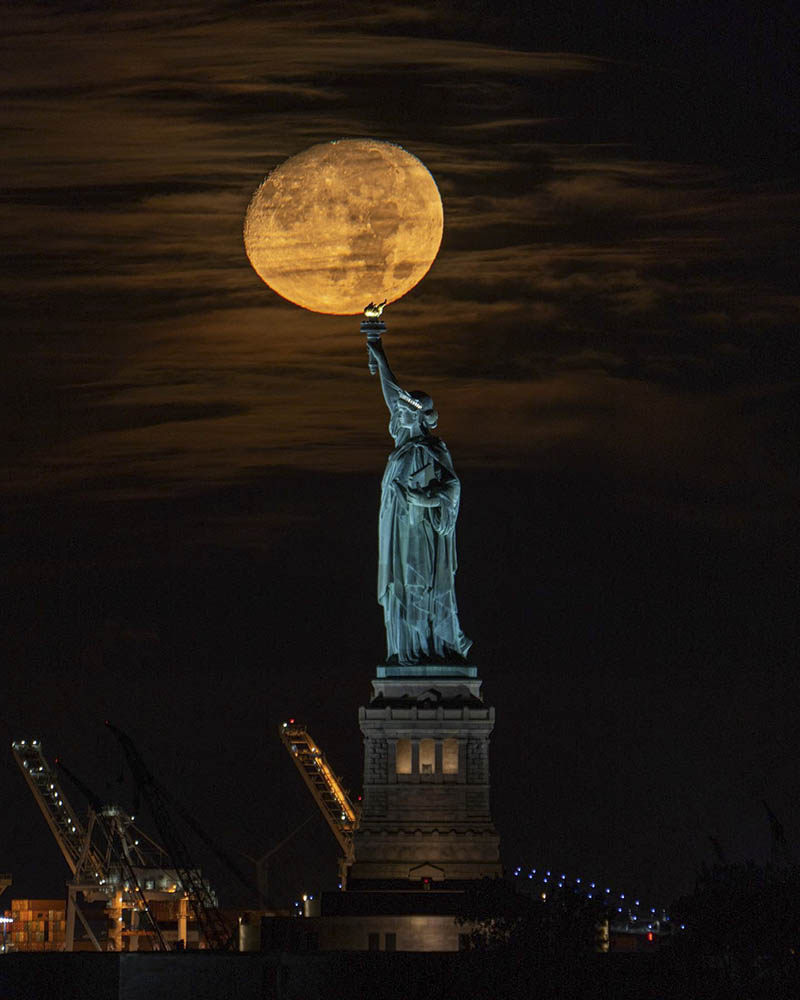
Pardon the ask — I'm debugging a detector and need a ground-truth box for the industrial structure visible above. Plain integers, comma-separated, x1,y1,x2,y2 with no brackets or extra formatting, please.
104,721,239,951
278,723,359,887
11,738,214,951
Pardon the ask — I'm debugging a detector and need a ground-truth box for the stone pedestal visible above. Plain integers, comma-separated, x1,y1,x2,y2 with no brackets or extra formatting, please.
348,665,502,887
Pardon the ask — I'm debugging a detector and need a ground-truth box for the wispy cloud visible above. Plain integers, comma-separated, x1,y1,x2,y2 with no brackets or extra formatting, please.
1,0,797,532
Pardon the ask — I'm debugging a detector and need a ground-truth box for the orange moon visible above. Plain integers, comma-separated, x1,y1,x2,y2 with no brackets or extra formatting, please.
243,139,443,315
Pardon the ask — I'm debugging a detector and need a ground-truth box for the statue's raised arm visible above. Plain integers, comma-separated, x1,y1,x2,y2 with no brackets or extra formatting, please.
366,338,402,416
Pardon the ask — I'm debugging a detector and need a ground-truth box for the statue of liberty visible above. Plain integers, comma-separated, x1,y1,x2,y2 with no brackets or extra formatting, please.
365,311,472,665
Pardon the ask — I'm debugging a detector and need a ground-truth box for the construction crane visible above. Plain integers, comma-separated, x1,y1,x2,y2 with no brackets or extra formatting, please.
105,722,236,952
278,722,360,886
55,757,168,952
11,739,181,951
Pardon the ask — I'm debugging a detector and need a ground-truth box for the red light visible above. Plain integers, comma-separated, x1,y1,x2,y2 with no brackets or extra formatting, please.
647,932,654,942
289,718,295,724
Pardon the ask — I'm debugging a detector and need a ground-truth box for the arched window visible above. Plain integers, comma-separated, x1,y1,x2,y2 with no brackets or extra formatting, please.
442,739,458,774
419,739,435,774
396,739,412,774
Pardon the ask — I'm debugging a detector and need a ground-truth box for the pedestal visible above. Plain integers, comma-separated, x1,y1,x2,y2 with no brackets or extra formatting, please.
347,665,502,888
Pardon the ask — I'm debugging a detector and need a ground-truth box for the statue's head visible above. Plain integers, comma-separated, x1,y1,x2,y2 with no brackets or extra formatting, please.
400,390,438,429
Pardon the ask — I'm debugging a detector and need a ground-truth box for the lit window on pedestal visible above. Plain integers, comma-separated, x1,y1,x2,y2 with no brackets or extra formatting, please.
419,739,435,774
396,739,412,774
442,739,458,773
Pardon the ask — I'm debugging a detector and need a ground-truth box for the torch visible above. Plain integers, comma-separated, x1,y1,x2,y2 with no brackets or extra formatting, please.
361,300,387,374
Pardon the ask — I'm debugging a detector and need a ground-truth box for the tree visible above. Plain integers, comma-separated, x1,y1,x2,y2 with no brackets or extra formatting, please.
671,862,800,993
457,877,607,959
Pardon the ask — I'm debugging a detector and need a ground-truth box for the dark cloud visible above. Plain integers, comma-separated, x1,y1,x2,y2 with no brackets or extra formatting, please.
0,180,225,209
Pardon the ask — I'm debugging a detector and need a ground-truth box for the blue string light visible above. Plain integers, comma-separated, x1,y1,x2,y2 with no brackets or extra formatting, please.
512,863,671,925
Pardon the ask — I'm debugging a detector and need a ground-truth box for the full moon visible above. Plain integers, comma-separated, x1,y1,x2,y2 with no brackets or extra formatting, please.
243,139,443,315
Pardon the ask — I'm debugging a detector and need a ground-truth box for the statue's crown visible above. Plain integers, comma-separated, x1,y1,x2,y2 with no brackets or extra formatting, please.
398,389,424,410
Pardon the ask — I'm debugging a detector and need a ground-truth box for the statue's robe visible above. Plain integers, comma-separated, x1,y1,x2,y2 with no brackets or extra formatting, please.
378,427,472,664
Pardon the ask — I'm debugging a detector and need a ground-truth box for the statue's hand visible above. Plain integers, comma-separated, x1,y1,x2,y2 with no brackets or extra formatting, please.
403,485,442,508
367,339,389,377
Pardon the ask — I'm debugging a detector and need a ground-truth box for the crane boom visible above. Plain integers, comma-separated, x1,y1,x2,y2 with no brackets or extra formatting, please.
12,740,103,876
278,722,359,862
105,722,234,951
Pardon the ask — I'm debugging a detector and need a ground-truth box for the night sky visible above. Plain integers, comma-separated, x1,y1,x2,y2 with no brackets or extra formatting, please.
2,1,798,914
